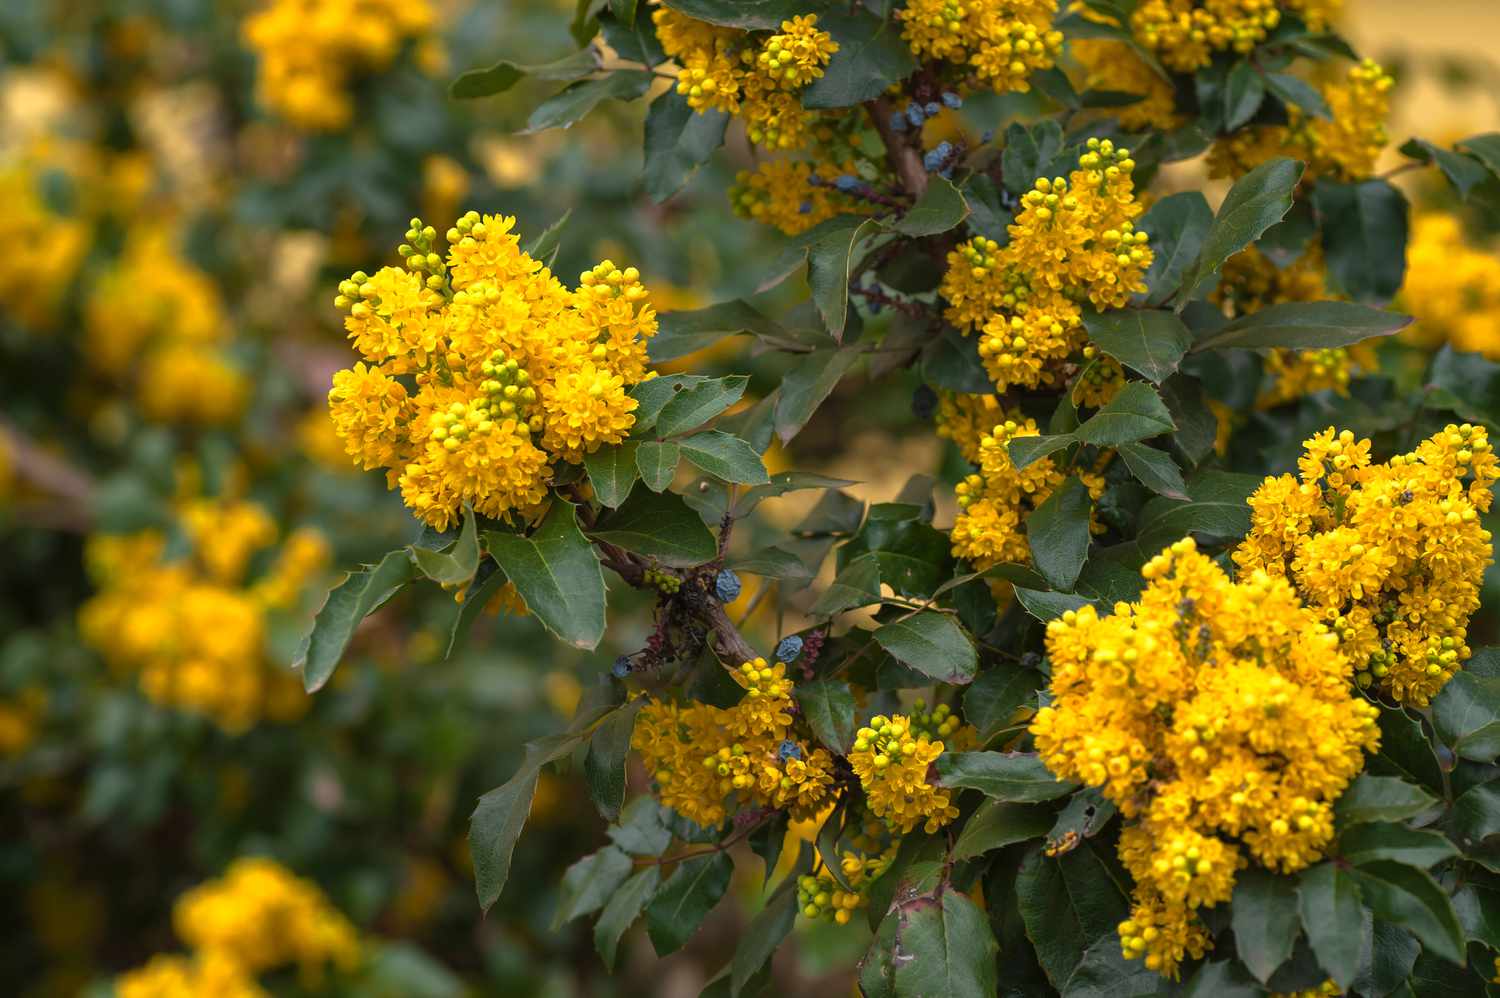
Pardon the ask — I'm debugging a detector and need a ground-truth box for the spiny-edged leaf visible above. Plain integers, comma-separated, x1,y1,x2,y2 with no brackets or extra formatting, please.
1335,774,1439,828
609,796,673,857
446,564,508,658
796,678,857,753
589,486,717,567
734,471,858,517
801,8,916,109
774,347,861,443
952,801,1053,861
409,505,480,585
523,70,652,133
584,442,640,508
1027,476,1093,592
1045,787,1118,857
653,375,749,439
872,611,978,684
809,218,880,340
552,846,634,929
1353,861,1466,965
485,504,607,649
1083,309,1192,383
471,730,588,911
1117,442,1189,499
1352,919,1419,996
1297,863,1363,989
1453,881,1500,951
629,374,706,433
296,550,417,692
1400,137,1490,200
1224,60,1267,130
1432,671,1500,763
584,698,644,821
730,875,801,996
450,47,601,99
1013,586,1092,621
1132,470,1261,554
1180,960,1262,997
1339,823,1459,869
650,301,783,362
645,852,734,955
1016,843,1130,988
1232,869,1302,983
1008,432,1076,471
1426,345,1500,427
643,90,728,202
936,751,1076,802
635,440,680,492
1176,157,1304,305
893,175,969,237
1265,71,1332,119
1458,133,1500,179
1075,381,1175,447
1195,300,1412,352
523,208,572,266
600,6,664,64
1315,179,1410,305
730,546,812,582
658,0,806,29
884,889,999,998
810,554,882,615
1140,191,1214,307
678,431,770,485
1002,120,1066,196
749,811,789,888
1371,707,1445,794
963,664,1043,742
1452,783,1500,846
594,867,659,970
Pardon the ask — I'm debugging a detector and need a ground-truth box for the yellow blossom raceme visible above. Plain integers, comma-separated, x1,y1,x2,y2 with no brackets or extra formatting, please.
848,713,959,834
1033,538,1381,978
730,158,871,236
0,159,90,329
1235,426,1497,706
1399,212,1500,358
899,0,1063,94
242,0,435,130
1069,39,1181,131
115,951,267,998
136,343,250,426
935,390,1007,463
1131,0,1294,72
797,841,897,925
328,212,657,530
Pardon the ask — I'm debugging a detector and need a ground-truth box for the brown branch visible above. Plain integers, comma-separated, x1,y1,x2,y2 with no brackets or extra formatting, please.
864,98,929,199
0,421,95,531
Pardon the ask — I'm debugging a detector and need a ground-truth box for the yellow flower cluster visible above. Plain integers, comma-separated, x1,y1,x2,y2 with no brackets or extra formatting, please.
935,390,1007,463
0,160,89,328
84,225,247,426
848,713,960,834
242,0,435,130
327,212,656,530
798,836,896,925
940,139,1153,395
730,157,870,236
1070,39,1181,131
1033,538,1381,978
654,9,838,150
1235,427,1497,706
0,688,46,757
899,0,1063,94
951,414,1106,573
78,500,329,732
1208,60,1393,182
632,659,836,828
117,858,361,997
1132,0,1283,72
1400,212,1500,358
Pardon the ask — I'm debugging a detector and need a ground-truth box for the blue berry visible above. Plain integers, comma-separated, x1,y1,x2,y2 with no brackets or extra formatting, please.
778,740,802,761
776,634,804,663
798,200,812,214
905,102,925,127
942,91,963,109
834,175,861,193
922,150,940,171
611,656,631,679
889,112,908,132
715,569,742,603
924,101,941,117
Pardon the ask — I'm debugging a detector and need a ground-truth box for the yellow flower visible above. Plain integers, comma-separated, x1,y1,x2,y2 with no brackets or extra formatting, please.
848,714,959,834
116,950,267,998
899,0,1063,95
1399,212,1500,358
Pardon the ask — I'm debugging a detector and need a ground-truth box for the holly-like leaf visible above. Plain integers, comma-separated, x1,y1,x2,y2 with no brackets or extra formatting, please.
796,679,857,753
1002,120,1065,196
295,549,417,692
1335,775,1439,827
801,9,917,109
1194,300,1413,352
1016,843,1130,988
409,505,481,585
1315,179,1409,305
635,440,680,492
1083,309,1192,383
485,505,607,650
449,47,602,99
645,852,734,955
523,70,653,133
1013,587,1092,621
1399,138,1490,201
775,347,861,443
952,801,1053,861
1140,191,1214,307
936,752,1076,802
810,554,882,615
584,442,640,508
730,876,802,996
589,486,717,567
678,431,770,485
962,664,1042,742
594,867,660,969
652,375,749,439
1297,863,1364,989
1132,470,1260,555
584,699,644,821
650,301,783,362
1353,862,1466,966
643,90,729,202
879,889,999,998
1117,442,1188,499
1224,60,1267,130
1176,157,1304,305
658,0,806,29
1232,869,1302,983
893,176,970,237
552,846,635,929
1265,72,1332,119
1339,823,1459,869
1027,476,1093,592
873,611,978,685
1074,381,1175,447
1432,671,1500,763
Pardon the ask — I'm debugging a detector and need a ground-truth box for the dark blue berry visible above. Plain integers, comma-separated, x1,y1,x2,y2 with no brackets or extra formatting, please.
834,175,861,192
942,91,963,109
776,634,804,662
798,200,812,214
924,101,941,117
611,656,631,679
715,569,742,603
912,384,938,420
905,102,925,127
889,112,908,132
778,740,802,761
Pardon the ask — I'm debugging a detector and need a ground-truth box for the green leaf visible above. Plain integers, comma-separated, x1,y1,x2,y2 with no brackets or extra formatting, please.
594,867,660,969
678,431,770,485
446,565,508,658
1132,470,1260,554
797,679,857,753
729,879,800,996
1340,823,1459,869
952,801,1053,861
449,48,602,99
650,301,782,362
801,9,917,109
734,471,858,517
552,846,635,929
1265,71,1332,119
1232,869,1302,983
1001,120,1065,196
523,70,652,133
1176,157,1304,305
658,0,806,29
523,208,572,266
1194,300,1413,352
1224,61,1267,130
1007,432,1076,471
1140,192,1214,307
1117,442,1188,499
810,555,882,615
1075,381,1175,447
1371,708,1444,794
295,550,417,692
653,375,749,438
645,852,734,955
883,890,999,998
809,218,880,340
872,611,978,685
1297,863,1364,989
1453,881,1500,951
1432,671,1500,763
1400,138,1490,200
590,486,716,567
1083,309,1192,383
1180,960,1262,998
629,374,706,433
774,347,861,443
600,7,664,64
635,440,680,492
585,699,644,821
485,504,607,649
1027,477,1093,592
1045,788,1117,856
963,665,1042,743
1452,783,1500,846
893,176,970,237
1314,179,1410,305
1353,862,1466,966
585,442,640,508
1457,133,1500,178
936,752,1076,802
1335,775,1439,827
1013,587,1092,622
1016,843,1130,988
643,90,729,202
731,546,812,582
409,505,480,585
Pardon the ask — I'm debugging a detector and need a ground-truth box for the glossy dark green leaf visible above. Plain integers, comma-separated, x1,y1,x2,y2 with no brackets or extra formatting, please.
952,801,1053,861
658,0,806,28
963,665,1042,742
643,90,729,202
1001,120,1065,196
1074,381,1175,447
589,487,716,567
936,752,1076,802
678,431,770,485
449,48,601,99
1194,300,1413,352
650,301,783,362
1016,843,1130,988
1432,671,1500,763
1336,775,1439,827
295,549,417,692
1180,960,1262,998
1140,191,1214,307
1453,783,1500,846
584,699,644,821
1224,61,1267,130
584,442,640,508
1117,442,1188,499
594,867,660,969
445,564,507,658
731,546,812,582
872,611,977,684
645,852,734,955
1027,476,1093,591
1013,587,1092,621
629,375,706,433
1315,179,1410,305
485,504,607,649
801,9,916,109
1352,919,1420,997
883,890,999,998
523,70,652,133
1265,72,1332,119
1083,309,1192,383
796,679,857,753
893,176,970,237
1340,822,1459,869
634,440,680,492
809,218,880,340
1297,863,1364,989
609,796,673,857
1176,157,1304,305
1233,869,1302,983
1399,138,1489,200
409,505,480,585
774,347,861,443
730,877,800,996
810,555,882,616
653,375,749,439
1132,470,1260,554
1007,432,1076,471
552,846,634,928
1353,861,1466,965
